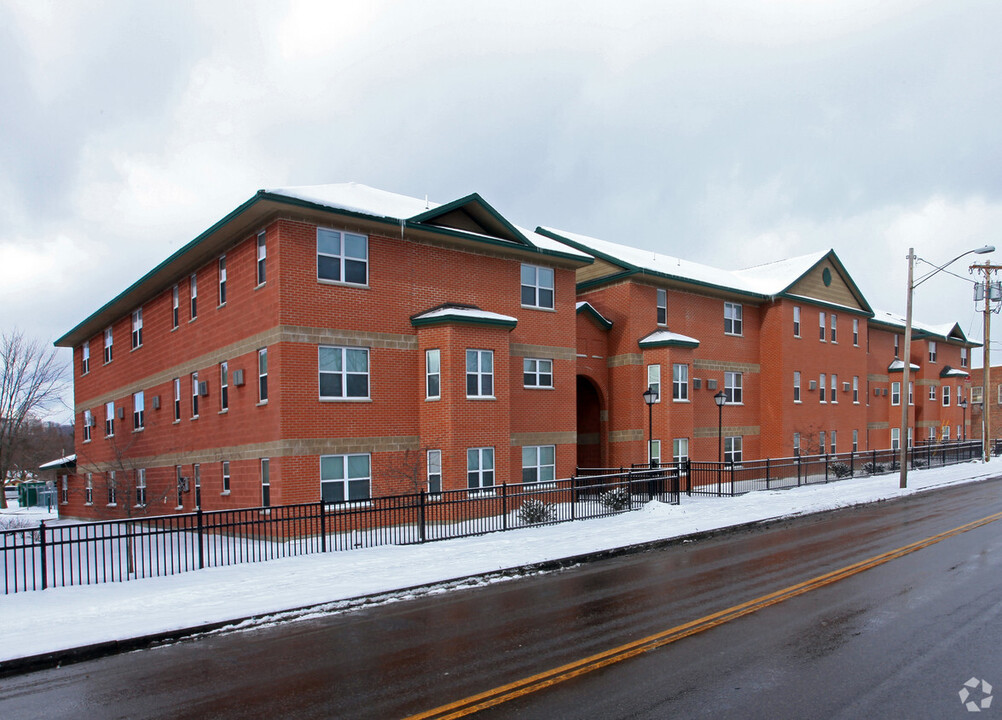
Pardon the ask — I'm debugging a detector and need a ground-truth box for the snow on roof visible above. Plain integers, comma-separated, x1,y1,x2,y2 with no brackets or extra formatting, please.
871,310,962,340
541,226,827,296
39,454,76,469
888,359,921,372
941,366,970,378
576,301,613,326
411,305,517,325
638,330,700,348
265,182,436,221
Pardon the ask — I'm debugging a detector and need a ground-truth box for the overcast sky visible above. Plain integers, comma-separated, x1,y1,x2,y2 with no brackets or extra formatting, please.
3,0,1001,419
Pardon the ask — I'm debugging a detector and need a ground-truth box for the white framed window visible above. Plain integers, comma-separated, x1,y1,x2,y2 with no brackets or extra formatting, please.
321,453,371,504
819,431,825,453
81,341,90,375
961,347,968,368
673,438,689,464
853,318,859,346
467,447,495,493
647,364,661,401
724,302,743,335
830,374,838,403
657,288,667,325
104,327,113,364
724,372,743,404
258,348,268,402
971,385,982,404
673,364,688,401
793,433,801,456
928,427,936,441
220,362,229,411
222,460,231,494
928,341,937,362
942,426,951,441
819,373,827,403
85,473,93,505
260,459,269,508
909,381,914,405
852,429,858,452
105,401,115,437
891,381,901,406
819,311,826,342
522,445,555,485
61,475,68,504
427,450,442,496
853,376,859,403
894,334,900,358
319,346,370,399
649,439,661,463
426,349,440,399
190,273,198,319
136,469,147,507
929,385,937,401
318,228,368,285
257,230,267,286
176,465,184,508
891,427,900,451
107,471,116,506
191,372,199,418
218,255,227,305
466,349,494,398
793,371,801,402
173,377,181,421
830,430,836,454
793,306,801,337
943,385,951,406
830,314,837,343
724,436,742,464
83,410,92,442
524,358,553,388
172,285,179,329
131,308,143,349
133,391,144,431
521,264,555,309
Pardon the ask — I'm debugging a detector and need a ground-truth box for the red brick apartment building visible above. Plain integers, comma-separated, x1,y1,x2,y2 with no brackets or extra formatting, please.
54,183,978,519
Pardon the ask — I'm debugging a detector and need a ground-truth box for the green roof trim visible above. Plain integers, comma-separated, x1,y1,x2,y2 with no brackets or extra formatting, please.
576,302,613,329
410,315,517,330
778,293,875,318
638,337,700,350
410,193,534,248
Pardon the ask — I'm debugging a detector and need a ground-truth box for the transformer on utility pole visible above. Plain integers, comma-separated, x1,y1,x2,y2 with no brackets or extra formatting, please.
971,262,1002,462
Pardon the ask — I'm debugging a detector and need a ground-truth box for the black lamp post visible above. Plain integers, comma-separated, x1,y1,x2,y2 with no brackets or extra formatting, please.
960,398,968,441
714,391,727,463
643,387,658,466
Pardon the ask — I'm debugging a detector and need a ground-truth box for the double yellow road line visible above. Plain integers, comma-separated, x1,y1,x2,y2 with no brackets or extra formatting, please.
406,510,1002,719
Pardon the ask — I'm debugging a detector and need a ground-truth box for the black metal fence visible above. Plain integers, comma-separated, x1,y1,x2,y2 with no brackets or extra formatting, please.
2,466,678,594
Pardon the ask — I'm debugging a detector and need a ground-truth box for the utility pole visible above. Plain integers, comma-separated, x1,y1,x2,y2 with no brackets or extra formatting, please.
971,261,1002,462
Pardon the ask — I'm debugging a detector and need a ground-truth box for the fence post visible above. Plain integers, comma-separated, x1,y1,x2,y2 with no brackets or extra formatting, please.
729,461,734,495
196,508,204,570
797,455,801,486
570,477,576,521
39,520,47,591
825,454,829,483
685,459,691,496
850,451,855,477
418,490,426,543
766,458,771,490
502,483,508,532
319,499,327,552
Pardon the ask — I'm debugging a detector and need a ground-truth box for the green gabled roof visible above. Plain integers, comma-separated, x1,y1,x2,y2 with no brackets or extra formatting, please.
410,304,517,330
576,302,613,329
773,249,874,316
638,330,700,349
409,193,533,248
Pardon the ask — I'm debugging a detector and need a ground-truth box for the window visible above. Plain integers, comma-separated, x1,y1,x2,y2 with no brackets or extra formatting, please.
793,433,801,457
427,450,442,496
830,374,838,403
60,475,68,504
107,471,116,505
172,285,179,329
522,445,555,485
942,426,951,441
219,362,229,411
105,401,115,437
853,376,859,403
928,341,937,362
830,314,837,343
173,378,181,422
647,364,661,401
260,459,270,507
673,438,689,464
426,349,440,399
317,228,368,285
819,373,827,403
943,385,951,406
830,430,836,454
928,427,936,441
257,231,267,285
657,289,667,325
524,358,553,388
852,429,859,452
222,461,231,494
176,466,184,508
673,364,689,401
724,436,742,464
466,350,494,398
971,386,982,404
793,306,801,337
131,308,143,349
724,372,742,404
853,318,859,346
819,312,826,342
929,385,937,401
649,439,661,463
85,473,93,505
909,381,914,405
819,431,825,453
218,255,227,305
891,428,900,451
133,391,144,430
521,264,555,309
191,372,199,418
319,346,370,399
891,382,901,406
467,448,495,493
83,410,92,442
104,327,113,364
82,342,90,375
793,371,801,402
961,347,969,368
258,348,268,402
190,273,197,319
321,454,371,504
894,334,900,358
136,469,146,507
724,302,743,335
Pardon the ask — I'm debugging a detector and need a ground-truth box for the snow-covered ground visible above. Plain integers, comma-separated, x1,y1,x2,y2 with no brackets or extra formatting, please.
2,459,999,665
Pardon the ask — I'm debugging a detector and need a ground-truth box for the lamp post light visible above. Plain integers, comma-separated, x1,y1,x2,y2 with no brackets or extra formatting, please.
714,391,727,463
643,386,658,467
899,244,994,489
960,398,968,442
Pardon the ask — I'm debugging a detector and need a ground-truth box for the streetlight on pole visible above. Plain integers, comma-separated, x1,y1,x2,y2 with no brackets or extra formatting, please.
643,386,658,467
714,391,727,463
899,244,994,489
959,398,968,442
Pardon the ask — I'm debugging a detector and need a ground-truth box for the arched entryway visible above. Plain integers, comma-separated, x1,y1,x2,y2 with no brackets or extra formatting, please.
577,375,604,469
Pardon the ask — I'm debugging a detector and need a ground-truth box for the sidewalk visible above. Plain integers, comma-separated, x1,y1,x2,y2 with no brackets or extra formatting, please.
2,458,999,675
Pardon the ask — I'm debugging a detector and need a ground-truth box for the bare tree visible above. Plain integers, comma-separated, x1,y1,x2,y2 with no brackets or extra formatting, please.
0,329,68,509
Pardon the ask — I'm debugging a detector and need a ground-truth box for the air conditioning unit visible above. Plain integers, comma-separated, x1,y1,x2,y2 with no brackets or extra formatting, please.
198,381,209,397
232,369,245,386
693,378,702,390
706,379,718,390
152,395,161,410
117,407,125,419
809,381,818,391
843,382,851,392
882,388,888,396
874,388,881,397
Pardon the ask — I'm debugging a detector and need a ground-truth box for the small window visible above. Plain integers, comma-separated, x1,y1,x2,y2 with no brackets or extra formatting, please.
793,433,801,457
819,312,826,342
222,461,231,494
191,372,199,418
190,273,198,320
891,381,901,406
218,255,227,305
724,372,742,404
909,381,914,405
819,431,825,453
524,358,553,388
971,386,982,404
673,438,689,464
647,364,661,401
427,450,442,496
104,327,113,364
724,436,742,464
258,348,268,402
466,350,494,398
194,463,202,509
852,429,858,452
261,459,270,507
853,376,859,403
819,373,827,403
929,385,937,401
318,228,368,285
793,306,801,337
321,453,371,504
467,447,495,493
133,391,144,431
853,318,859,346
81,341,90,375
522,445,555,485
176,466,184,508
83,409,93,442
830,374,838,404
649,439,661,464
131,309,143,349
943,385,951,407
521,264,555,309
220,362,229,411
894,334,900,358
961,347,969,368
942,426,950,441
830,314,837,343
60,475,68,504
724,302,743,335
319,346,370,399
257,231,267,286
657,289,667,325
928,341,937,362
793,371,801,402
173,377,181,422
105,401,115,437
136,469,147,507
107,471,116,506
673,364,688,401
85,473,93,505
830,430,836,455
426,349,440,399
172,285,179,329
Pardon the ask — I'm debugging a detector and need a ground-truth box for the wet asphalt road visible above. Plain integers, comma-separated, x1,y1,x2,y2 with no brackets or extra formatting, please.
3,477,1002,719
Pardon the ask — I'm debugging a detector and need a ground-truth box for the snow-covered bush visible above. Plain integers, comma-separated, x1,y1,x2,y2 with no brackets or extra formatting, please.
830,462,852,478
863,462,884,475
517,498,556,525
599,487,631,511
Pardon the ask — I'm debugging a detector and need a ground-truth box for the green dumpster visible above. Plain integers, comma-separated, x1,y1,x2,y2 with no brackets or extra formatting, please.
17,482,45,507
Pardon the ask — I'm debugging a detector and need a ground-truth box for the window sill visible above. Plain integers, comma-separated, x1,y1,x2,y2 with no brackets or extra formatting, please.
189,318,197,324
724,333,743,338
191,416,199,421
171,326,179,332
320,397,372,403
134,504,146,509
106,503,117,508
426,396,441,402
318,278,369,290
466,396,497,401
84,502,93,507
521,304,556,312
257,400,268,407
221,490,230,496
173,419,181,425
324,500,373,509
793,400,802,404
133,428,144,433
525,386,555,391
672,399,690,404
130,345,142,353
217,303,226,309
219,408,228,414
175,506,184,511
467,490,497,497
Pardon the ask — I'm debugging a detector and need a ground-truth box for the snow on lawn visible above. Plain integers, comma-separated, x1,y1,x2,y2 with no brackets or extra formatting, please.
2,459,999,664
